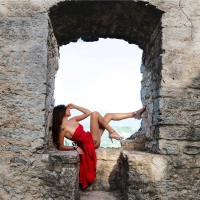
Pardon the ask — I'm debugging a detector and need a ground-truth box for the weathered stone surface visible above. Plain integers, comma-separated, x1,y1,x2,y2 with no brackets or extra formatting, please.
123,131,147,151
171,154,200,168
48,150,80,164
126,130,144,140
10,156,34,167
183,145,200,155
121,151,170,199
121,150,200,199
86,148,121,191
159,140,181,155
40,151,80,200
49,1,163,48
140,19,163,152
80,190,123,200
45,19,59,151
159,125,200,141
159,140,200,157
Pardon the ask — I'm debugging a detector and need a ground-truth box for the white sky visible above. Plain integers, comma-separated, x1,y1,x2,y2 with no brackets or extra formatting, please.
54,38,143,128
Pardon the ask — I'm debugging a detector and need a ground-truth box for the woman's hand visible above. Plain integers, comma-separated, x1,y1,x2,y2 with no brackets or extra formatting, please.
76,146,84,154
69,104,92,122
66,103,76,110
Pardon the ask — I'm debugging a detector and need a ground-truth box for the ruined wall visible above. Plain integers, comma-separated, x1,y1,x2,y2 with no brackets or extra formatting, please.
158,0,200,155
45,20,59,151
0,1,49,198
0,0,200,199
136,0,200,198
141,20,162,152
0,1,79,199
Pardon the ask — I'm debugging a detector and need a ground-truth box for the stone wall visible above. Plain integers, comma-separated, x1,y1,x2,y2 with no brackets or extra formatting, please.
141,20,162,152
158,0,200,156
45,19,59,151
0,0,200,199
40,151,80,200
121,149,200,199
0,1,79,199
0,1,48,198
121,150,168,199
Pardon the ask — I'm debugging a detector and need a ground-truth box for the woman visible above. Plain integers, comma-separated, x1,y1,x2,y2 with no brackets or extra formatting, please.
52,103,145,188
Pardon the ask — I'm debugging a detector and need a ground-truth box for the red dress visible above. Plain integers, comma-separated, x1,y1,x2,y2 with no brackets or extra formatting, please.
71,124,97,188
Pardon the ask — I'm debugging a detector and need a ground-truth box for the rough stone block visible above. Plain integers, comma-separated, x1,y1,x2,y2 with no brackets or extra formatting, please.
163,27,191,41
48,150,80,164
157,108,200,126
183,145,200,155
163,39,200,54
159,126,200,141
122,132,147,151
86,148,121,191
40,151,80,200
121,150,170,199
170,154,200,169
159,140,181,155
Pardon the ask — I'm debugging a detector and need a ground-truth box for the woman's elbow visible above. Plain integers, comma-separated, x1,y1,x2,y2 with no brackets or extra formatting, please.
88,111,92,116
59,145,71,151
58,145,64,150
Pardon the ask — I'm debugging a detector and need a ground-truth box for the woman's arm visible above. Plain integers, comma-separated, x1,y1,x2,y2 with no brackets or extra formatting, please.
58,131,72,150
68,103,92,122
59,144,84,154
58,131,84,154
59,144,73,151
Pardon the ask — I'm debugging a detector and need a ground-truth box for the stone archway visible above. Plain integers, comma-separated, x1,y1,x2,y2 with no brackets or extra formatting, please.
46,1,164,152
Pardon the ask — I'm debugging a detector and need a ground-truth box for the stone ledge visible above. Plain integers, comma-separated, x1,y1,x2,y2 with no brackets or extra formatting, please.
40,150,80,200
122,138,146,151
47,150,80,164
96,148,121,161
122,150,169,171
80,190,123,200
121,150,169,199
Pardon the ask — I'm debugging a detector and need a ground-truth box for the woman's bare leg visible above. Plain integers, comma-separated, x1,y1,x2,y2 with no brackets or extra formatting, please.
98,112,133,136
90,111,121,149
99,107,146,135
90,107,146,149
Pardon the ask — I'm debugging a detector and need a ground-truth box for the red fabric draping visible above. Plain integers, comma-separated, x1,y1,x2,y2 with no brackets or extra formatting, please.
71,124,97,188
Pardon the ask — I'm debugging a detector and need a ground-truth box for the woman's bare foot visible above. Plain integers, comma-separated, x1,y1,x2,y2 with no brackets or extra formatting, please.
134,106,146,119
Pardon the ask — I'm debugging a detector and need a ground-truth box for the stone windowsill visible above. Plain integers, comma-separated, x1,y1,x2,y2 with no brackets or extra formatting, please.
47,150,80,164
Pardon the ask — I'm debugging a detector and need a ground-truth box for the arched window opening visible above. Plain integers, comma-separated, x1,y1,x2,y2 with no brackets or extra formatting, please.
54,38,143,148
46,1,164,152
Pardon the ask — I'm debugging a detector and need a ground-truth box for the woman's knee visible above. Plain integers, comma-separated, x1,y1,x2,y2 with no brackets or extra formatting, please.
91,111,100,118
104,113,112,121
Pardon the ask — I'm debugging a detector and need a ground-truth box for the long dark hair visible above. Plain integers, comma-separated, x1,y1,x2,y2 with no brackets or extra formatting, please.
52,104,66,147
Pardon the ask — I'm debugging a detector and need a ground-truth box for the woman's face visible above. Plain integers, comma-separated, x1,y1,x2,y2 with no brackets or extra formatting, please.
65,106,71,117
